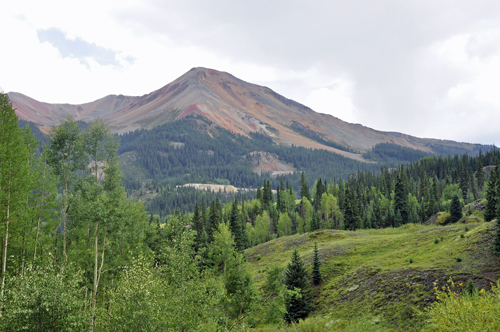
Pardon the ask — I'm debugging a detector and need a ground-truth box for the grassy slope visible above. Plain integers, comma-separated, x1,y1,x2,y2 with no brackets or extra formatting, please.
245,208,500,331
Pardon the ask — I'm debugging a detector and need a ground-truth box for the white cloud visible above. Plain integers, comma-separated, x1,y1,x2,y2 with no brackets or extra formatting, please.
306,80,358,123
1,0,500,144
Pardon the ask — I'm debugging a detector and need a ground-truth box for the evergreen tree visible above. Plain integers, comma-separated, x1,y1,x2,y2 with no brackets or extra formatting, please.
192,202,205,251
311,211,320,231
494,218,500,257
476,157,485,191
394,173,409,224
394,209,403,227
201,197,207,231
314,178,324,210
470,172,478,200
207,200,219,242
459,160,469,200
300,172,311,201
343,185,360,231
312,242,322,285
449,194,463,223
229,198,245,253
484,166,499,222
284,248,313,323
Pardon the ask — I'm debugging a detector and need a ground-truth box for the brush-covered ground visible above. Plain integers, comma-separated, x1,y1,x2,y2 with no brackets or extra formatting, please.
245,205,500,331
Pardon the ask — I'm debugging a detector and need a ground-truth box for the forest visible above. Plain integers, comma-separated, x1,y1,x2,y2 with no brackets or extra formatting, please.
2,91,500,331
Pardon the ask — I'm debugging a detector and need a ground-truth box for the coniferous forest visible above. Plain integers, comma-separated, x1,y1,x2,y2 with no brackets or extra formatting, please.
3,91,500,331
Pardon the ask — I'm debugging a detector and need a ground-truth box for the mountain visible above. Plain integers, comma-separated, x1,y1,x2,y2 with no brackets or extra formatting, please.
9,67,488,161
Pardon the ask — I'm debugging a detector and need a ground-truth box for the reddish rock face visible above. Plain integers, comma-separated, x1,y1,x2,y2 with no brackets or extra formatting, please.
9,67,475,160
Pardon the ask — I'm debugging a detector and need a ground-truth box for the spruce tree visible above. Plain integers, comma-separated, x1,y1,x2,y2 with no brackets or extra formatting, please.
449,194,463,223
459,160,469,200
229,198,245,253
476,158,485,191
284,248,313,323
343,185,360,231
312,242,322,285
484,166,499,222
394,173,409,224
300,172,311,201
494,218,500,257
207,200,219,243
192,202,205,251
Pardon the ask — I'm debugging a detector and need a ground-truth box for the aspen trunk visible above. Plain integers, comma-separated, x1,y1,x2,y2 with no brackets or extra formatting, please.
1,189,10,298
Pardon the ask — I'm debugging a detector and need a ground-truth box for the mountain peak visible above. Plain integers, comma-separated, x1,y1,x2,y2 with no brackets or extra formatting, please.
9,68,482,160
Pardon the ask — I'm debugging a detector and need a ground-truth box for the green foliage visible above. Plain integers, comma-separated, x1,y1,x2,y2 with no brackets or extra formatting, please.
312,242,323,285
363,143,432,165
484,165,499,222
0,92,38,296
449,194,463,223
436,212,451,225
0,264,90,331
424,280,500,332
284,248,313,323
259,265,289,324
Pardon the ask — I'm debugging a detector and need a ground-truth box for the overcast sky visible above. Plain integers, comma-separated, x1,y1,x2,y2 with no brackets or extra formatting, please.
1,0,500,145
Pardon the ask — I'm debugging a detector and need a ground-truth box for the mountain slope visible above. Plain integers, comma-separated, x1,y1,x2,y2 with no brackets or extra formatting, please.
9,67,488,160
246,220,500,330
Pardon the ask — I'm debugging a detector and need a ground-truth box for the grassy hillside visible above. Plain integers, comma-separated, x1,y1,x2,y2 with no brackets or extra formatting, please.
245,216,500,331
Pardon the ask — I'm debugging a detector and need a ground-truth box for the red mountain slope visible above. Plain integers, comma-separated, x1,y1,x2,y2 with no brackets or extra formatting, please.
9,67,479,160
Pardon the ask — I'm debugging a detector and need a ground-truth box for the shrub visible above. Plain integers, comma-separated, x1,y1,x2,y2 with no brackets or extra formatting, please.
465,226,469,232
425,279,500,332
436,212,451,225
409,258,414,264
434,239,440,244
460,233,465,238
456,256,462,262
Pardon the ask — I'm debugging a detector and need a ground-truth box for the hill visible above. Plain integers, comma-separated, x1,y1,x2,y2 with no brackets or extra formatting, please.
9,67,490,161
246,217,500,331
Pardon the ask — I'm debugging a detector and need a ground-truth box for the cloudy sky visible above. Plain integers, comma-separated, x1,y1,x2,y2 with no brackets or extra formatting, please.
1,0,500,145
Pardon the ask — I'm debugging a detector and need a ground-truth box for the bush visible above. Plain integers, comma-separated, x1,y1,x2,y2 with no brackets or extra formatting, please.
424,279,500,332
456,256,462,262
434,239,440,244
436,212,451,225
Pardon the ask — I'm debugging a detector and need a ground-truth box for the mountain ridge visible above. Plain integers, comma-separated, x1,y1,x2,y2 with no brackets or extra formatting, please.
9,67,489,160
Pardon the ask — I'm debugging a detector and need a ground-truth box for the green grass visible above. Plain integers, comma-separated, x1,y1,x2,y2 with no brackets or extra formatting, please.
245,220,500,331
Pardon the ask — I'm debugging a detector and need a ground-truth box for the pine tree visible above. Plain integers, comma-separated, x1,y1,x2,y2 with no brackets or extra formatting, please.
312,242,322,285
394,173,409,224
229,198,245,253
449,194,463,223
314,178,324,210
284,248,313,323
300,172,311,201
207,200,219,243
484,166,499,222
192,202,205,251
343,185,360,231
311,211,320,231
494,218,500,257
476,157,485,191
459,160,469,200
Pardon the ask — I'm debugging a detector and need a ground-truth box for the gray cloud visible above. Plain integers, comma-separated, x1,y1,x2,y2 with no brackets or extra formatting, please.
115,0,500,144
37,27,135,68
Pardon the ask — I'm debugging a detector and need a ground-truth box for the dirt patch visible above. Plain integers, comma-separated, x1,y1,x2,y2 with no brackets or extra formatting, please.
179,183,253,193
243,151,297,177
